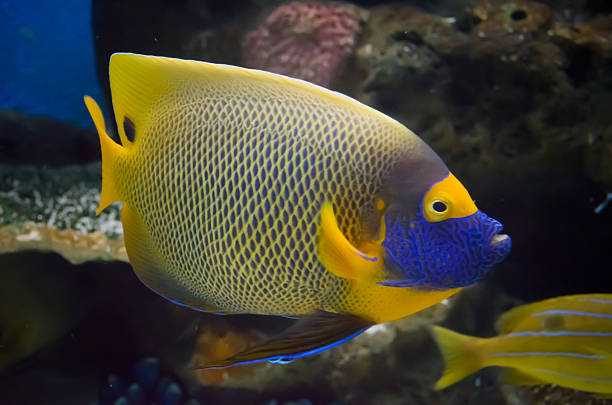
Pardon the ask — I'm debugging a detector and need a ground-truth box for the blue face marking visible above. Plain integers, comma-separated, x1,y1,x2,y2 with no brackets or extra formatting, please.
381,210,511,290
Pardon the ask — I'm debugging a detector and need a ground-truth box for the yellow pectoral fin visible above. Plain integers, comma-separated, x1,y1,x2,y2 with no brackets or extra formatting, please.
317,202,382,280
83,96,123,214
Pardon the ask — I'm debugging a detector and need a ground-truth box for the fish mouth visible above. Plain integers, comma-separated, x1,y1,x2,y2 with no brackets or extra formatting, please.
487,220,504,244
487,221,511,261
490,233,509,246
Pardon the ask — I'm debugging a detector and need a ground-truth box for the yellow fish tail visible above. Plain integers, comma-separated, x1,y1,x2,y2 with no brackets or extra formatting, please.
83,96,123,214
430,325,485,389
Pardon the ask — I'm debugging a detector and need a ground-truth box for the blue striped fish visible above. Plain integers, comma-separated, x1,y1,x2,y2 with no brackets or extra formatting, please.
430,294,612,397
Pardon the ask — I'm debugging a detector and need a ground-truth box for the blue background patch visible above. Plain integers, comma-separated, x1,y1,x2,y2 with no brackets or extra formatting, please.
0,0,102,127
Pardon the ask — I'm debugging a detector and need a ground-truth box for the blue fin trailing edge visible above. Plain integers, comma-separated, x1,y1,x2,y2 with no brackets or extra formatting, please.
195,311,373,369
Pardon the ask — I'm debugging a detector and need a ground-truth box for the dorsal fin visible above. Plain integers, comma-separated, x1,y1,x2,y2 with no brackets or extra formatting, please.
108,53,406,146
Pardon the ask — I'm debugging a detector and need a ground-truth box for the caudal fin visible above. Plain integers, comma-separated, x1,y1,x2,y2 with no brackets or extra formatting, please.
430,325,484,389
83,96,123,214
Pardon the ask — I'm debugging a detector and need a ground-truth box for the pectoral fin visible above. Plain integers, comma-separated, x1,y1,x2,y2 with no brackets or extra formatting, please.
196,311,373,369
318,202,383,280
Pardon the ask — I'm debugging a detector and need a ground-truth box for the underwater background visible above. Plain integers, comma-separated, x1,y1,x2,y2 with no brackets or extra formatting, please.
1,0,611,404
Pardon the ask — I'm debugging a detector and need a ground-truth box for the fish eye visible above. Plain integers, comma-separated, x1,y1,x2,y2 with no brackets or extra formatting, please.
432,200,448,213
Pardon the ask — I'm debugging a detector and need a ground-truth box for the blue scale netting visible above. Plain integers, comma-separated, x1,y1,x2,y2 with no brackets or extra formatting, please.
381,210,510,290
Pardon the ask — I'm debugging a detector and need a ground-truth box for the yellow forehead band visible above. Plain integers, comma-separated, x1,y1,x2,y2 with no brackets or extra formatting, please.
423,173,478,222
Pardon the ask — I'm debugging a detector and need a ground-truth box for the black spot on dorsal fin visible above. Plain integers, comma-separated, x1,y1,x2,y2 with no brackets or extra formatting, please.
123,117,135,143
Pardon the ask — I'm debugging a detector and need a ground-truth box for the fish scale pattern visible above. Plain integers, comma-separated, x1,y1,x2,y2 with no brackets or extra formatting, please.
117,75,419,315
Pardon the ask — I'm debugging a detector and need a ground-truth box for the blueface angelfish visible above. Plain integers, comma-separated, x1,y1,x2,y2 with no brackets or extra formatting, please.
431,294,612,397
84,53,511,368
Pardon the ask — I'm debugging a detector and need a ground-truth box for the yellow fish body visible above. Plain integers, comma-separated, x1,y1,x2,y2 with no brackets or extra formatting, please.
432,294,612,396
85,53,510,367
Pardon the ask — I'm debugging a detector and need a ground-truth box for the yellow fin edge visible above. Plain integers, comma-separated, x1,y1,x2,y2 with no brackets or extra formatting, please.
83,96,123,215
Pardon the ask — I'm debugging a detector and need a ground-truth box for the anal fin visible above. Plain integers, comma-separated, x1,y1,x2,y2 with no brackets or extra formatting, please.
196,311,373,369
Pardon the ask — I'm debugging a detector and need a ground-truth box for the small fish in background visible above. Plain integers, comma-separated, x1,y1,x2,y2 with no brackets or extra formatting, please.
431,294,612,398
83,53,511,368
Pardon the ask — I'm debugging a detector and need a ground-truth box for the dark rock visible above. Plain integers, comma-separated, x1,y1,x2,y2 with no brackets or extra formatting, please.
0,111,100,165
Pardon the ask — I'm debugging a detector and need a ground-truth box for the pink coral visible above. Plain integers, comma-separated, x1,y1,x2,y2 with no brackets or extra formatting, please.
242,2,363,88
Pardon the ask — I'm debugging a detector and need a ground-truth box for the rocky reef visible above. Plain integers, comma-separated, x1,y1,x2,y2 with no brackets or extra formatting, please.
0,163,125,264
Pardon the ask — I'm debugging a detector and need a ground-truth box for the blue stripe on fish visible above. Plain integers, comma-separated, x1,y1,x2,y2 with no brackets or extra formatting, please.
579,297,612,304
532,310,612,319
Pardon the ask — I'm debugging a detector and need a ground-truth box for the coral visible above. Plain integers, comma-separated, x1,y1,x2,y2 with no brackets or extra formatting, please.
464,1,561,72
0,163,125,263
356,5,466,58
552,14,612,56
0,163,121,236
472,0,551,38
348,1,612,193
0,222,127,264
242,2,365,88
353,5,460,100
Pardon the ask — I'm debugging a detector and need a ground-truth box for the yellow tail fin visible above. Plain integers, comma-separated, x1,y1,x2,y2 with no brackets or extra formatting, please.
83,96,123,214
430,326,484,389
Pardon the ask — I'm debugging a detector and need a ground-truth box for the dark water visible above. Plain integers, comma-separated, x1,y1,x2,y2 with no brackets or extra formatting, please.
1,0,611,404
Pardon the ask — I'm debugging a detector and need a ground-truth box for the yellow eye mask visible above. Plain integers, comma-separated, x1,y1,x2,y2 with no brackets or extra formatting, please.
422,173,477,222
